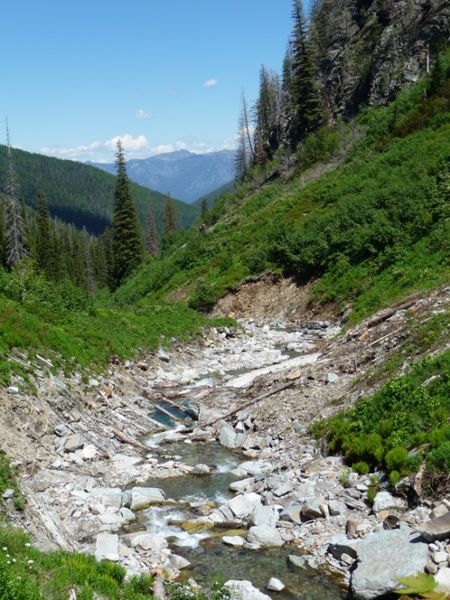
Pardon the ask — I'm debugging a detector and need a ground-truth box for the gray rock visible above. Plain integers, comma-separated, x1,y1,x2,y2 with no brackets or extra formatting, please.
301,498,325,520
281,503,302,524
430,504,449,520
225,580,271,600
328,534,359,560
288,555,308,568
95,533,119,561
326,372,339,384
157,348,170,362
238,460,274,476
228,493,262,519
169,554,191,570
2,489,14,500
273,481,295,497
432,551,448,564
295,482,316,501
64,433,85,452
267,577,285,592
328,500,346,516
223,535,245,547
131,533,168,553
191,464,211,475
250,505,280,528
351,526,429,599
247,525,283,547
219,421,238,448
120,507,136,522
418,512,450,541
435,568,450,594
229,478,254,493
372,491,407,514
54,424,70,437
89,488,123,511
130,487,165,510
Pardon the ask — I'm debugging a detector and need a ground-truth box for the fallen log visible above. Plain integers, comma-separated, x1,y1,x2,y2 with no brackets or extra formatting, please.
111,428,151,453
205,380,296,427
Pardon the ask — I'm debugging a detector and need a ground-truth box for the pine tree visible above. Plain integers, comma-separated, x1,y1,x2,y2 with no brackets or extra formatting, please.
0,201,7,268
289,0,323,148
235,94,254,180
145,194,159,256
200,198,209,222
254,66,282,162
164,193,177,236
81,227,95,295
112,140,144,287
36,191,51,275
4,123,29,268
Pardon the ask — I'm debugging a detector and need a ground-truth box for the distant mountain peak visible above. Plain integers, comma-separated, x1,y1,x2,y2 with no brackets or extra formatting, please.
92,148,236,203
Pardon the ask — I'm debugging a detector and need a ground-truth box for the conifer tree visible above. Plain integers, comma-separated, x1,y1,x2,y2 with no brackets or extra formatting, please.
200,198,209,222
4,124,29,268
0,201,7,268
254,66,282,162
235,94,254,180
36,191,51,275
164,193,177,236
145,194,159,256
111,140,144,287
289,0,323,148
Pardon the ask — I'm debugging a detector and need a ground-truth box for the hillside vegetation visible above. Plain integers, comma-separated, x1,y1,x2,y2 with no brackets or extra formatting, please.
116,57,450,323
0,146,199,235
0,57,448,388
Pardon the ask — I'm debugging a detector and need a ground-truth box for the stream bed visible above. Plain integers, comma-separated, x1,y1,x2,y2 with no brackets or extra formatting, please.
139,438,347,599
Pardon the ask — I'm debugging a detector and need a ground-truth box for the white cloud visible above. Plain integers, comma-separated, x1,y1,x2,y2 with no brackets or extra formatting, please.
40,133,149,162
136,108,154,119
40,134,236,163
203,78,218,88
104,133,149,152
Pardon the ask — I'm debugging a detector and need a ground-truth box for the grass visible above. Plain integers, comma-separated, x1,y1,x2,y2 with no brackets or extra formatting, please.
0,521,231,600
0,267,234,386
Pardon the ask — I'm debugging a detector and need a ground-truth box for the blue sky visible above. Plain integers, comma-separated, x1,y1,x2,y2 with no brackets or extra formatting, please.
1,0,304,162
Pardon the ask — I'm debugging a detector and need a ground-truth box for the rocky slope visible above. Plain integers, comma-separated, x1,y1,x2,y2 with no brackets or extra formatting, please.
1,283,450,598
315,0,450,117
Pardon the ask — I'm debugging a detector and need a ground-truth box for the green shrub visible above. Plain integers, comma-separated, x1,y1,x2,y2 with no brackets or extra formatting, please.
427,441,450,474
352,461,370,475
314,351,450,481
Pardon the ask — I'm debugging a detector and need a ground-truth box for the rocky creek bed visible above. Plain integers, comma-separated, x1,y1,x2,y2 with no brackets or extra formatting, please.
1,287,450,599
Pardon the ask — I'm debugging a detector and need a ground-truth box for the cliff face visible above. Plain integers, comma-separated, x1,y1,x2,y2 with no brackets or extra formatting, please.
314,0,450,117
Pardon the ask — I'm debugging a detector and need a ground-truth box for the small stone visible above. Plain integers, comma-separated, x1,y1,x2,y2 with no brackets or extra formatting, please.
435,568,450,594
169,554,191,570
2,489,14,500
95,533,119,562
54,424,70,437
64,433,85,453
328,500,346,516
288,555,307,568
326,372,339,384
431,504,449,520
425,561,438,575
267,577,285,592
223,536,245,547
433,551,448,564
192,464,211,475
341,552,355,566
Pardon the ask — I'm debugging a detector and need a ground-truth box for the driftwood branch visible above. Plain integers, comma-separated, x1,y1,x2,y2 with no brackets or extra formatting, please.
111,428,151,453
205,380,296,427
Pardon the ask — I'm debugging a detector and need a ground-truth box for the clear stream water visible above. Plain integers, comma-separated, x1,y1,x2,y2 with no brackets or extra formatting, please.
141,324,347,598
140,440,347,599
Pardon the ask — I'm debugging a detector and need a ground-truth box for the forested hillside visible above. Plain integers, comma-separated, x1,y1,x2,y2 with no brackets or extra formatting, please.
0,146,199,235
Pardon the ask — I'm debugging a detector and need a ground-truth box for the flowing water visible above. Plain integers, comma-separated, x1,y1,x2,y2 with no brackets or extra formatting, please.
139,323,347,598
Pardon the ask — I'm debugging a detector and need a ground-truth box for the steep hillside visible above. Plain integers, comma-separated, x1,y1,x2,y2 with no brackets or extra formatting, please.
115,58,450,322
0,146,199,234
314,0,449,117
194,180,235,209
92,149,236,203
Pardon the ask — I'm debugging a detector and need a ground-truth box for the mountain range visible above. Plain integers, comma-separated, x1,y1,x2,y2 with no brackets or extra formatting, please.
90,149,236,203
0,146,200,235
